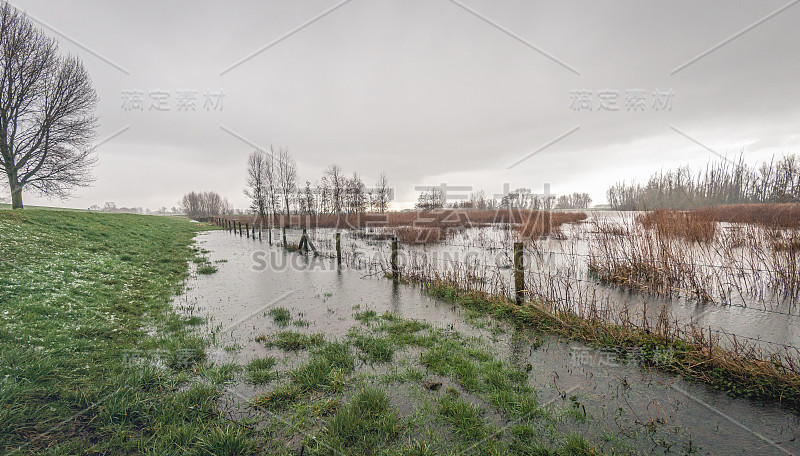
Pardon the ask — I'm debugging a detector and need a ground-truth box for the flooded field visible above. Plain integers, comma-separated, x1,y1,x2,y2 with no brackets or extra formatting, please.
277,211,800,356
176,229,800,455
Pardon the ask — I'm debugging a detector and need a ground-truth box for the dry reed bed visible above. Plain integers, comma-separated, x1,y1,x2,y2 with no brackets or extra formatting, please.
395,226,444,244
227,210,587,244
694,203,800,228
636,209,716,243
588,215,800,302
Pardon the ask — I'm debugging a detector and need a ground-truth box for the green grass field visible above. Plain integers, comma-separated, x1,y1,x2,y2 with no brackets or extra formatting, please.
0,209,253,455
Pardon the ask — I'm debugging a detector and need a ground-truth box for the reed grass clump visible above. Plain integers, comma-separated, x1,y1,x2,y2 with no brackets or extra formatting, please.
637,209,716,243
515,211,587,239
395,226,444,244
588,214,800,302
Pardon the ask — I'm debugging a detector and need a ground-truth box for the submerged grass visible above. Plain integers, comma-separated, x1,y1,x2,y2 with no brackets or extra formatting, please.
246,356,277,384
252,341,354,410
425,282,800,412
307,387,400,455
257,330,325,351
245,306,618,454
436,394,490,441
268,307,292,327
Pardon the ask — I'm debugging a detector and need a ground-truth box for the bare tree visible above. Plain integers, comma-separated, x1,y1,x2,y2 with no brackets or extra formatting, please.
276,147,297,225
318,176,331,214
181,192,202,218
325,164,345,214
243,150,268,222
264,146,277,227
374,172,391,213
0,4,98,209
347,172,366,213
416,187,445,211
302,180,315,216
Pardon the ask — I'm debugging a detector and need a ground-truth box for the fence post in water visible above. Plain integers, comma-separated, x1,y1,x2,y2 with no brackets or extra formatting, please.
282,227,287,246
514,242,524,305
336,232,341,265
299,229,308,252
268,224,272,245
259,222,262,241
238,222,243,237
391,236,399,281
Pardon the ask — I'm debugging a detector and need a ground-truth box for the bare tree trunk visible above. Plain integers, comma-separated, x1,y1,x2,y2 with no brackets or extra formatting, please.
10,186,22,209
7,170,22,209
11,186,22,209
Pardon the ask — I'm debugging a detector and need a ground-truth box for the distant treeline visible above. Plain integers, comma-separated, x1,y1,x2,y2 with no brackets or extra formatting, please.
607,154,800,210
419,189,591,211
88,202,181,215
181,191,233,218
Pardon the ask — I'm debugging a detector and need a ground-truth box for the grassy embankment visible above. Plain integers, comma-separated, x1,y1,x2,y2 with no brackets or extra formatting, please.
0,209,251,455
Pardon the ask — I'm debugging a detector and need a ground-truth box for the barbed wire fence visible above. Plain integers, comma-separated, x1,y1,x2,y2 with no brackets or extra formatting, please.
209,216,800,365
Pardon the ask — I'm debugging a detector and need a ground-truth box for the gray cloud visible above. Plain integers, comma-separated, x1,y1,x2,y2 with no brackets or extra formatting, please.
8,0,799,209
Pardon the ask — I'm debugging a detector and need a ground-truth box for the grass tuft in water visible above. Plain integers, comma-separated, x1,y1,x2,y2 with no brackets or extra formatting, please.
308,387,399,455
245,356,277,384
268,307,292,327
257,330,324,351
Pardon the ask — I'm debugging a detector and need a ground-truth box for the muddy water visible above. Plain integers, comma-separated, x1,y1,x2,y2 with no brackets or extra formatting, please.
293,214,800,356
178,230,800,455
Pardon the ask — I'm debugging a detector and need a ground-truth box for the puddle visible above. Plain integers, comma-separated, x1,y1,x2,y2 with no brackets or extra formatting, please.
176,230,800,455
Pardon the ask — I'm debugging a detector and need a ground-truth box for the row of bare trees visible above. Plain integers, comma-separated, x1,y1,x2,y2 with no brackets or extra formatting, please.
556,192,592,209
427,188,589,211
243,147,393,224
607,154,800,210
181,191,232,218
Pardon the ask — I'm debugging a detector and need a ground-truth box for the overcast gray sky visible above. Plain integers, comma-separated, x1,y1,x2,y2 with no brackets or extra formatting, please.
7,0,800,210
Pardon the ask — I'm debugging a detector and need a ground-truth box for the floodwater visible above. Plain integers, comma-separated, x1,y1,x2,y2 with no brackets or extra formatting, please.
175,230,800,455
287,212,800,356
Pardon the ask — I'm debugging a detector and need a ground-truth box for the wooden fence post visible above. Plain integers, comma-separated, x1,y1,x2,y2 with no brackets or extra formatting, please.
238,222,243,237
514,242,524,305
258,222,262,241
282,227,287,246
299,229,308,252
336,232,341,265
391,236,399,281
